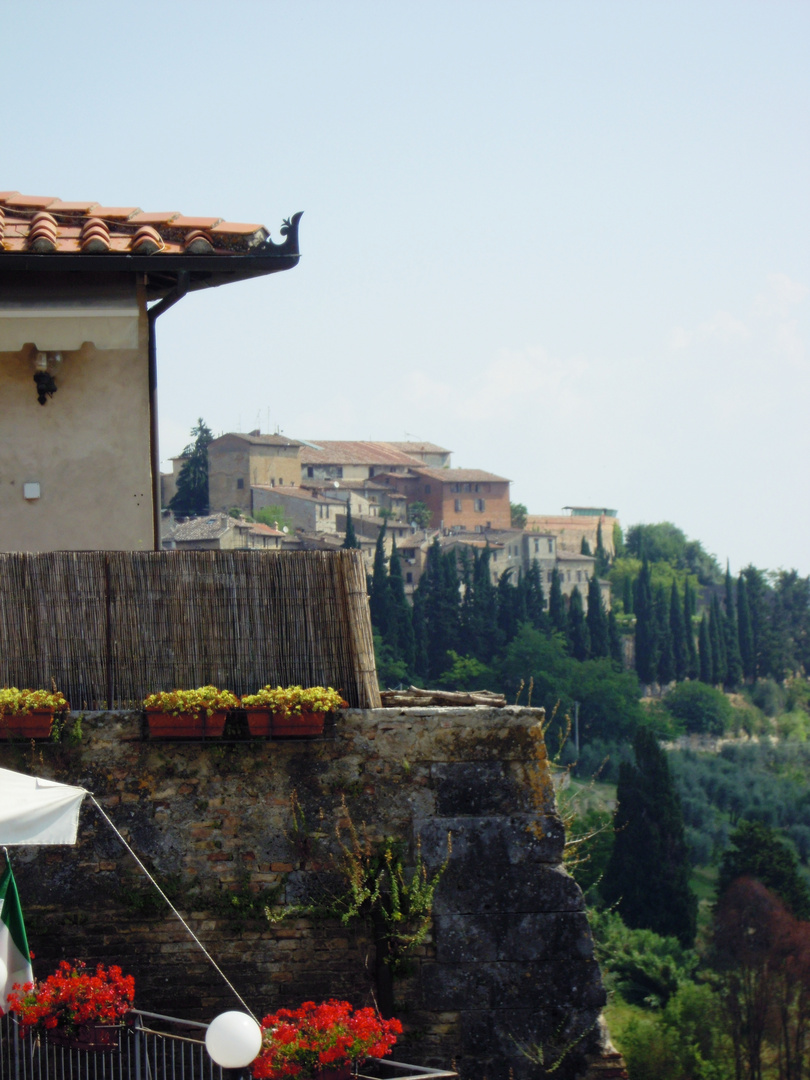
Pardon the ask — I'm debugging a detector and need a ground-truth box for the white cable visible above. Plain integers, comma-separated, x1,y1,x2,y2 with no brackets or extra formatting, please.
89,795,257,1020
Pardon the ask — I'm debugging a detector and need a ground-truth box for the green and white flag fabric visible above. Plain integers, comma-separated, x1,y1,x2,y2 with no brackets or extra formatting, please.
0,861,33,1013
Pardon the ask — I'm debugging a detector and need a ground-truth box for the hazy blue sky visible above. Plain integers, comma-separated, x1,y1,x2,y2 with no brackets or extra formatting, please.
4,1,809,574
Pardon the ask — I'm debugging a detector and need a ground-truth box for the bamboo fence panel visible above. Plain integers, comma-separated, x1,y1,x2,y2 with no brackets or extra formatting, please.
0,550,379,709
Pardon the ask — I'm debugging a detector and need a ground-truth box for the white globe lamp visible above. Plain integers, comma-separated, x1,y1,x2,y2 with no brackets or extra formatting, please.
205,1011,263,1069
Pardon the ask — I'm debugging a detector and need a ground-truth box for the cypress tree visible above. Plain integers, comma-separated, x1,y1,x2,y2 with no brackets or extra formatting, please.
411,588,429,680
683,577,698,678
669,581,687,682
699,614,713,684
524,560,547,631
595,520,610,578
710,594,727,686
656,585,675,685
549,569,567,637
568,586,590,661
497,569,525,646
602,727,697,947
634,558,658,685
608,609,624,667
737,573,755,681
586,576,609,658
580,536,592,556
388,541,415,674
622,575,633,616
723,564,743,689
369,521,391,638
342,498,360,549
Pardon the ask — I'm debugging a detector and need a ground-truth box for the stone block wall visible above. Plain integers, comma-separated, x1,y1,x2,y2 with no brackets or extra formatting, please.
1,707,607,1079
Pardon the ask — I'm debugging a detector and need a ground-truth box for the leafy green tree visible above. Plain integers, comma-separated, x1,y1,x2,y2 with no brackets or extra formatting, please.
169,418,213,516
587,576,609,658
568,586,590,661
716,820,810,920
342,498,360,549
407,501,432,530
602,727,697,947
613,520,625,557
548,569,567,636
510,502,528,529
663,681,734,736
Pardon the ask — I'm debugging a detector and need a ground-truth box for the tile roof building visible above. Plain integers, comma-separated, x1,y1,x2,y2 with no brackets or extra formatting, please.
0,191,301,553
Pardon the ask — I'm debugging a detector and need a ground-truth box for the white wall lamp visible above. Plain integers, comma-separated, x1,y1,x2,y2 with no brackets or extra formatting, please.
31,351,63,406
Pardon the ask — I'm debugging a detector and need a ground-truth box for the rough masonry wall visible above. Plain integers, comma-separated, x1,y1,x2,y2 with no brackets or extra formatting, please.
1,707,606,1080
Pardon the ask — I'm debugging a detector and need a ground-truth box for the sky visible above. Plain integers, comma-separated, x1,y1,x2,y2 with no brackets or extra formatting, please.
3,1,809,575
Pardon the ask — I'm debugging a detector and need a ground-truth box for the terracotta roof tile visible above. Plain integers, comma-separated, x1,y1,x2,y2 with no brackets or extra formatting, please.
299,440,425,468
415,467,510,483
0,191,301,271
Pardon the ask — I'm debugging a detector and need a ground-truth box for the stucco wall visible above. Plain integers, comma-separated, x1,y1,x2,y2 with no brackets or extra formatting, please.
0,297,152,552
2,707,607,1080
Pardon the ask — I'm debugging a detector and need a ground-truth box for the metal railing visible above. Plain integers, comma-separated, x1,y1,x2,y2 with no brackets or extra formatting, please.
0,1012,455,1080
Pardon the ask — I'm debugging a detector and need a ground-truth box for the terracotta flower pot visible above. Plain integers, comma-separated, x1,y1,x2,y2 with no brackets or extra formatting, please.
0,708,55,740
46,1021,121,1052
145,710,227,739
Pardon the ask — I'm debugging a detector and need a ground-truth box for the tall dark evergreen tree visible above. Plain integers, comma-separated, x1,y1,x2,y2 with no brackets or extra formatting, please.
497,569,526,646
415,540,461,680
608,609,624,667
710,594,728,686
716,821,810,920
669,581,687,682
656,584,675,685
568,586,590,661
622,575,633,616
169,418,213,516
580,537,592,556
369,521,391,638
549,569,567,637
633,558,658,685
683,577,699,678
723,564,743,689
602,727,697,947
699,614,713,685
524,560,547,631
342,498,360,549
594,520,610,578
387,540,415,674
462,548,498,661
586,576,609,658
737,572,755,681
411,588,429,680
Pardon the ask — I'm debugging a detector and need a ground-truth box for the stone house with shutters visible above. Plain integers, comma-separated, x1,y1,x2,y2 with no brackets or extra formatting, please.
380,467,512,532
207,431,302,515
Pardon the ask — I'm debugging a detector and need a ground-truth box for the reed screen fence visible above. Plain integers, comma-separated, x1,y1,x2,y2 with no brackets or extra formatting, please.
0,550,379,709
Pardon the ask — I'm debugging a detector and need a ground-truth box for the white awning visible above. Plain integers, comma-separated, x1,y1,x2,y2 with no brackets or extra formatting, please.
0,768,87,845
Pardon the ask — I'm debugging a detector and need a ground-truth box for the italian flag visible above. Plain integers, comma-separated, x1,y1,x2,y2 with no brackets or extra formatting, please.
0,861,33,1014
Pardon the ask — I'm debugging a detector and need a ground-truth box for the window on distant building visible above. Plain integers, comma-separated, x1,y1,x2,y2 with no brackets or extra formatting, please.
548,571,554,582
406,572,413,584
307,467,314,478
548,539,553,553
474,498,485,512
534,539,540,553
463,483,471,493
237,478,244,489
425,485,431,494
577,571,582,582
454,499,461,512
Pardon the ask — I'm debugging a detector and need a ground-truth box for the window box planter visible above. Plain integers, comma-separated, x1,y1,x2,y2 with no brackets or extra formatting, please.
245,708,326,738
0,708,56,740
45,1021,122,1052
145,710,228,739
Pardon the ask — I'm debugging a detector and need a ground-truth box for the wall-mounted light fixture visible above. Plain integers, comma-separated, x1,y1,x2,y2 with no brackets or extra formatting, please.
31,352,62,405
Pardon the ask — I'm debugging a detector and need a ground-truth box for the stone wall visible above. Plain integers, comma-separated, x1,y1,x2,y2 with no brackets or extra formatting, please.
1,707,607,1079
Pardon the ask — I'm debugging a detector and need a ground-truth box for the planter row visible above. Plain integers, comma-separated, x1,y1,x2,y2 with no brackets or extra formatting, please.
0,709,327,741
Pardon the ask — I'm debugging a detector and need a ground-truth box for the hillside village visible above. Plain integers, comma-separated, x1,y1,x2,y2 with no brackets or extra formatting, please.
161,431,616,610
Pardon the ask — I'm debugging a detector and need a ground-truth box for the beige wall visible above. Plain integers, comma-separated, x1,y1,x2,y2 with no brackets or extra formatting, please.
0,297,153,552
209,442,301,513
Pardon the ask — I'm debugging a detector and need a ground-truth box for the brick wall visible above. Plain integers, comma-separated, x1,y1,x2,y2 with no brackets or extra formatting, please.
1,707,607,1080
